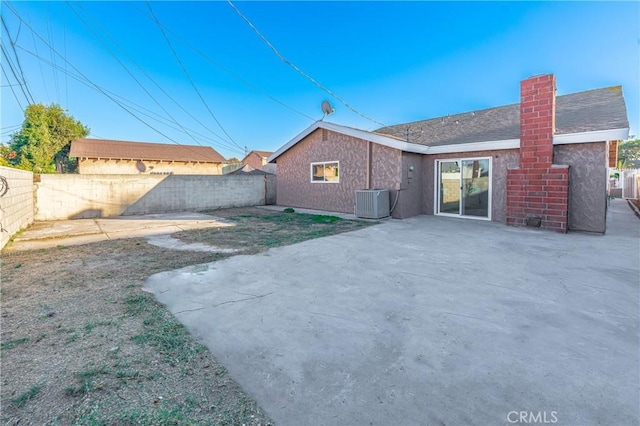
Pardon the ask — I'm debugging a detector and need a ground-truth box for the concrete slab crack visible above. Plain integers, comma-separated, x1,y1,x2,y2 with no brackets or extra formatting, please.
174,292,274,315
93,218,109,239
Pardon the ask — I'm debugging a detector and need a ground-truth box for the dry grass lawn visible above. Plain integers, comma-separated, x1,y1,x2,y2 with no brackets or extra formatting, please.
1,208,372,425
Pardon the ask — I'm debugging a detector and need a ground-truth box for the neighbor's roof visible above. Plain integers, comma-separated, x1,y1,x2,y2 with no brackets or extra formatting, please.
269,86,629,162
375,86,629,147
70,139,226,163
228,164,272,175
251,150,273,158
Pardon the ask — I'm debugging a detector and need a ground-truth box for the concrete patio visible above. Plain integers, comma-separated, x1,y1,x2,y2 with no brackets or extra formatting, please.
145,200,639,425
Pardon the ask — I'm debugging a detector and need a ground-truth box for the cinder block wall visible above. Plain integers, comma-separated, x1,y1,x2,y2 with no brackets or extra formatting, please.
0,166,34,249
35,174,273,220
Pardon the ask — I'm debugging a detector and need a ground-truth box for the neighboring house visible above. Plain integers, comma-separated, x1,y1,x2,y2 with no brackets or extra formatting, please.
228,164,278,205
70,139,226,175
268,74,629,233
242,150,276,174
229,164,270,175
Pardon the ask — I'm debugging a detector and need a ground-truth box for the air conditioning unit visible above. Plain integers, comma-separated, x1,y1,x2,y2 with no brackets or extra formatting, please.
355,189,390,219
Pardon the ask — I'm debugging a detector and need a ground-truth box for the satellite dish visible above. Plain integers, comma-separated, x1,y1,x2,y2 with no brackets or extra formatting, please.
321,101,334,118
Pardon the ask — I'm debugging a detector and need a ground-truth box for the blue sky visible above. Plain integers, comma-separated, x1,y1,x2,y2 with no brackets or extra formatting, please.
1,1,638,160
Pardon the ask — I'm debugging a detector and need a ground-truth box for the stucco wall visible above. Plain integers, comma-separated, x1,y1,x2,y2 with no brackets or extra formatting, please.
422,149,520,223
78,159,223,175
35,174,272,220
0,166,34,249
276,130,403,214
554,143,607,233
395,152,425,218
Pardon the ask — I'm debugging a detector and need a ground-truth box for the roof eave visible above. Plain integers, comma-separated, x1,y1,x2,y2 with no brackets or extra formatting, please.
268,121,429,162
268,122,630,162
553,127,629,144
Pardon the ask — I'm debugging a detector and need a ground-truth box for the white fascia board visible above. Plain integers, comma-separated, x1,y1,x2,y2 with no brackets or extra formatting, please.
424,139,520,154
267,121,429,162
267,121,630,163
320,122,431,154
553,128,629,145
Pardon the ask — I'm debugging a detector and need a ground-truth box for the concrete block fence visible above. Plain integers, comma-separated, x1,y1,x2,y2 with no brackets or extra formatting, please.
0,170,276,249
35,174,276,220
0,166,35,249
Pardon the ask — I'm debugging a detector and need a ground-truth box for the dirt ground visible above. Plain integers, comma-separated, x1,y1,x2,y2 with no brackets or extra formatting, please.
1,207,372,425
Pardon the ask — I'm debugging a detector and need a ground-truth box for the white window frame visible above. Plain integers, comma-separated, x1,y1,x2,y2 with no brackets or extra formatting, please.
310,161,340,183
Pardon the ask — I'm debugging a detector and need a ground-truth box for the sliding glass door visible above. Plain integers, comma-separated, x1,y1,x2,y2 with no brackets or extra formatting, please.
437,158,491,219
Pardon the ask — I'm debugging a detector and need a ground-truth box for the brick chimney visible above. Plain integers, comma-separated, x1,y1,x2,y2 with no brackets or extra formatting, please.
506,74,570,232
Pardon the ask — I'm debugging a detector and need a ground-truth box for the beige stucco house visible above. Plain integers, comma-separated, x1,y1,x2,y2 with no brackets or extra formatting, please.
70,139,226,175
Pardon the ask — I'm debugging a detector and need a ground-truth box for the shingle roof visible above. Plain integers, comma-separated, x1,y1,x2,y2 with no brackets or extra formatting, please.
375,86,629,147
250,150,274,158
70,139,226,163
228,164,271,175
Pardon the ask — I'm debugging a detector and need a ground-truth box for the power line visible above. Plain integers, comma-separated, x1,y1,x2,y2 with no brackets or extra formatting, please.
1,124,22,134
0,63,24,111
226,0,386,127
70,2,242,151
3,3,207,152
0,43,32,105
46,3,60,102
65,2,205,148
1,15,35,104
146,1,244,151
13,41,245,156
129,2,316,123
11,31,246,155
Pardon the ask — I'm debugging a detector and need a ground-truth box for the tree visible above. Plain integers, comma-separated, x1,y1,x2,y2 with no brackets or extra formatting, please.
3,104,89,173
617,137,640,169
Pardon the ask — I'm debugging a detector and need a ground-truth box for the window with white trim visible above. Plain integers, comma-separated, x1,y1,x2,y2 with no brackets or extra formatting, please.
311,161,339,183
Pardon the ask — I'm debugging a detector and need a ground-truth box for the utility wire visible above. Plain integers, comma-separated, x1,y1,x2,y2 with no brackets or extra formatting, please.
130,2,316,122
14,42,245,156
1,124,22,134
130,1,316,128
71,2,240,150
226,0,386,127
26,10,50,100
3,3,208,153
0,43,32,105
1,15,35,104
0,62,24,111
146,1,244,151
66,2,205,148
46,3,60,102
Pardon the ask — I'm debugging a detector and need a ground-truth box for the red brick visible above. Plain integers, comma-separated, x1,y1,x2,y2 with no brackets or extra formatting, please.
524,208,543,214
545,173,567,180
531,162,552,169
527,202,545,209
546,186,568,193
547,191,569,200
